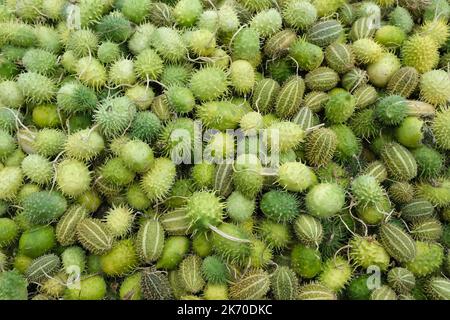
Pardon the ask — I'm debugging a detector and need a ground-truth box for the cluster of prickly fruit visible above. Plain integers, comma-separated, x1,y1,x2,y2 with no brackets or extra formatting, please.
0,0,449,301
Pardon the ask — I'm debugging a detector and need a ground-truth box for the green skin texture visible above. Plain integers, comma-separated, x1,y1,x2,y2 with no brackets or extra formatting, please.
0,218,18,247
0,270,28,300
156,236,190,270
306,183,345,218
347,275,372,300
64,275,107,300
260,190,300,222
19,225,56,258
120,272,142,300
291,244,322,279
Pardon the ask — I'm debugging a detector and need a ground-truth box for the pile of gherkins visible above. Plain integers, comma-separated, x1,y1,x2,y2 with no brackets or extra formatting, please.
0,0,449,300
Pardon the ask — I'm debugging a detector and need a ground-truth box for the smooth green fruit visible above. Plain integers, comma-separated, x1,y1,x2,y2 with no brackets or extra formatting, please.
260,190,300,223
271,266,298,300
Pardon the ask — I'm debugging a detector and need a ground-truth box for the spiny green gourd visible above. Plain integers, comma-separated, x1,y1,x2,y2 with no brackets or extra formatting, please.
258,220,291,251
319,256,352,292
260,190,300,223
405,241,444,277
270,266,299,300
387,267,416,294
410,218,443,242
370,285,397,300
178,255,205,294
425,277,450,300
294,214,323,246
211,223,251,264
100,239,138,276
274,75,305,119
298,282,337,300
379,222,416,263
26,253,60,283
0,0,450,301
401,35,439,73
76,218,114,255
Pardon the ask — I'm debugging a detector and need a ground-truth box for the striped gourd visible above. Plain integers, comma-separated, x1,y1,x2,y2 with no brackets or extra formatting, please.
426,277,450,300
274,75,305,118
229,269,270,300
293,107,318,131
387,267,416,293
136,219,165,263
251,78,280,114
26,254,61,283
363,161,388,183
370,285,397,300
381,143,417,181
294,214,323,246
342,68,368,91
338,3,354,25
264,29,297,58
305,127,337,167
410,218,443,241
303,91,329,112
379,223,416,263
405,241,444,277
270,266,298,300
214,163,234,198
307,20,343,47
324,43,355,74
387,67,419,98
76,218,114,255
178,255,205,294
141,268,173,300
305,67,339,91
401,199,434,222
298,282,337,300
350,16,377,40
353,84,378,109
160,209,191,235
55,205,88,246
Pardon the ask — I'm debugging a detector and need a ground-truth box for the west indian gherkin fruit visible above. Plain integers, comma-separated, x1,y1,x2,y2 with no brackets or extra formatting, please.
379,223,416,263
1,0,450,301
350,236,390,271
381,143,417,181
